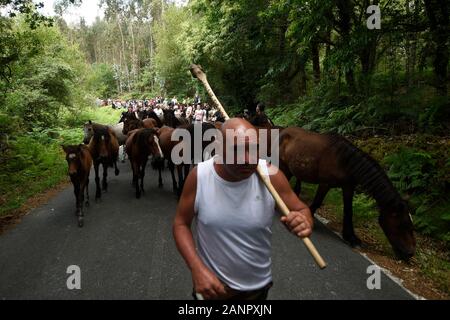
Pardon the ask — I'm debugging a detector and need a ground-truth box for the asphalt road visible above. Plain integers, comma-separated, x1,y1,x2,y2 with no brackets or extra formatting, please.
0,161,414,300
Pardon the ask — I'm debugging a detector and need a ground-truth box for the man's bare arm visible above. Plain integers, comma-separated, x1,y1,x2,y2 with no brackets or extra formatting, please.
268,165,313,238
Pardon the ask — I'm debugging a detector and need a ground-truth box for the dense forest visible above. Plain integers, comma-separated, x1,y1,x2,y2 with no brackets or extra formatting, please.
0,0,449,295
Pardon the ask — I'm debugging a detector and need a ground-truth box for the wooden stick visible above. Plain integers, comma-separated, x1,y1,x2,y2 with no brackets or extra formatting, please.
190,64,327,269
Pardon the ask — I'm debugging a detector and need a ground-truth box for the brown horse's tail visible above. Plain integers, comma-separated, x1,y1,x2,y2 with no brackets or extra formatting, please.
328,134,403,209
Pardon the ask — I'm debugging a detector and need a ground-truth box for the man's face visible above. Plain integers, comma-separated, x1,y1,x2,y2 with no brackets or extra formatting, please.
221,128,259,180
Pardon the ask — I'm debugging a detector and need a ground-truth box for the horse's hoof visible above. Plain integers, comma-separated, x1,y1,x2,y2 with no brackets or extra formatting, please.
115,169,120,176
78,218,84,228
344,234,362,248
85,201,90,207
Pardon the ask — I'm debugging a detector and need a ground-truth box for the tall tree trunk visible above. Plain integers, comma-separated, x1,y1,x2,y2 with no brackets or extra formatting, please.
117,13,131,91
336,0,356,92
299,62,307,95
129,19,138,91
405,1,417,89
424,0,449,96
311,41,321,83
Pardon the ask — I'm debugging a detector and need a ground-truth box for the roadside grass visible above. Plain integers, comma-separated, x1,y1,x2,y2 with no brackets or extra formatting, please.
0,107,122,218
298,182,450,299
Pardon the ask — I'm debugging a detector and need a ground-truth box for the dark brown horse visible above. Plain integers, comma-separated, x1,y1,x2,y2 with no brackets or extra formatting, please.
279,127,416,260
156,123,218,196
177,122,218,193
87,125,120,200
126,128,164,199
122,117,158,135
163,109,189,128
157,126,183,194
62,144,92,227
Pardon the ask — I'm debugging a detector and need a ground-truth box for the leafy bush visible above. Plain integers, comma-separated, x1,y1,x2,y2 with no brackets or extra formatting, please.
384,147,450,244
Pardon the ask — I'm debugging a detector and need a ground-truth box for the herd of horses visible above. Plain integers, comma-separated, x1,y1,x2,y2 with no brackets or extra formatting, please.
61,109,416,261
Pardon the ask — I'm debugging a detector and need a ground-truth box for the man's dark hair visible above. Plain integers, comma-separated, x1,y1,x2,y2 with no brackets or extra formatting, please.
257,102,266,112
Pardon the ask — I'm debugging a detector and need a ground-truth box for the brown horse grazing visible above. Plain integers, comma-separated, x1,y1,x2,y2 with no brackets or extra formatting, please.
88,126,120,200
126,128,164,199
62,144,92,227
279,127,416,260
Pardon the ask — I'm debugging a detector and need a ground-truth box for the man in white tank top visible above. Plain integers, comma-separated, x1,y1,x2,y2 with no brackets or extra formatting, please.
173,118,313,300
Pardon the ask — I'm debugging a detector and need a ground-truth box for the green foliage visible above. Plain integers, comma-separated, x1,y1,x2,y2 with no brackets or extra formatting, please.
267,71,449,135
0,0,55,29
153,4,200,97
0,133,67,215
1,17,92,130
86,63,118,99
384,148,436,193
384,147,450,242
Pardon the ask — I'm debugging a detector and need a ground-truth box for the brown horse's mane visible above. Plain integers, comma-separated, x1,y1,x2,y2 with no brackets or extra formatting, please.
328,134,403,210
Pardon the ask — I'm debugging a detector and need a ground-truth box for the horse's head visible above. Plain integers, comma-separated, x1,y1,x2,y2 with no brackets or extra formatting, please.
83,120,94,144
379,199,416,261
144,129,164,160
62,144,84,176
123,118,141,135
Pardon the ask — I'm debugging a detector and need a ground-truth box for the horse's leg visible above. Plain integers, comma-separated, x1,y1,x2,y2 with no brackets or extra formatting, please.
176,164,184,197
158,160,163,188
121,145,126,163
73,181,81,217
78,181,85,228
133,161,141,199
168,160,177,193
309,184,330,215
102,161,108,191
341,184,361,247
279,161,294,190
140,158,148,193
84,177,90,207
94,162,101,200
114,161,120,176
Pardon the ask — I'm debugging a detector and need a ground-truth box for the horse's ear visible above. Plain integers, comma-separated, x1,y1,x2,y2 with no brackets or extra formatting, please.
88,120,92,125
61,145,68,153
